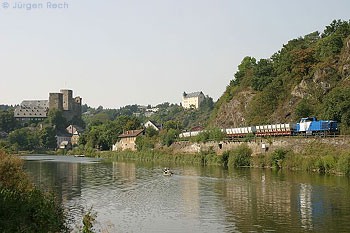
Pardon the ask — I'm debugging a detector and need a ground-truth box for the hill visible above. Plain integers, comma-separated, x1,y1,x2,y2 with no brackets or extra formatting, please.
210,20,350,134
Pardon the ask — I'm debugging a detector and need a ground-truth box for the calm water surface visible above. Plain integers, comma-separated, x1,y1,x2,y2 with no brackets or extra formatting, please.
23,155,350,233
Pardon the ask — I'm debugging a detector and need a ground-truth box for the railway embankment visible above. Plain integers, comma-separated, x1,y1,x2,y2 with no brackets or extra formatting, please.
171,136,350,156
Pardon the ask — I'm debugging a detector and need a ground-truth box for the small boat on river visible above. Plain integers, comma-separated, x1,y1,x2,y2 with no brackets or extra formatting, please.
163,167,174,176
74,154,85,158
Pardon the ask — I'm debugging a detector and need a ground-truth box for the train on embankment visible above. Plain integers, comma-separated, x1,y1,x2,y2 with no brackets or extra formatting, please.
179,117,339,138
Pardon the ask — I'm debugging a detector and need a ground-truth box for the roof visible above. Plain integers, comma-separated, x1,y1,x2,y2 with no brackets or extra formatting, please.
144,120,162,129
118,129,144,138
56,132,72,138
14,100,49,118
183,91,204,98
191,126,205,132
66,125,85,135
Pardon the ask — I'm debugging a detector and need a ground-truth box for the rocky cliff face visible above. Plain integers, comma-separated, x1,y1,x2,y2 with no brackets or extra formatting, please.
340,37,350,78
212,90,255,128
211,33,350,128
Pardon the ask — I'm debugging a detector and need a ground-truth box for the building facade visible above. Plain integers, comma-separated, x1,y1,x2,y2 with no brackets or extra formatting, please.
182,91,205,109
56,133,72,149
144,120,162,131
66,124,84,145
14,89,82,123
112,129,144,151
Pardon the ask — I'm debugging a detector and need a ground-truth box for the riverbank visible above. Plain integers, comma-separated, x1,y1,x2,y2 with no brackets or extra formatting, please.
94,142,350,176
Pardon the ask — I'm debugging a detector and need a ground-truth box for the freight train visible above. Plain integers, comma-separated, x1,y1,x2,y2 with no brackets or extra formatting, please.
179,117,338,138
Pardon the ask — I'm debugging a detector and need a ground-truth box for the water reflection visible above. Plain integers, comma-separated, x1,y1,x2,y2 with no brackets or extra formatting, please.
23,156,350,233
181,168,199,220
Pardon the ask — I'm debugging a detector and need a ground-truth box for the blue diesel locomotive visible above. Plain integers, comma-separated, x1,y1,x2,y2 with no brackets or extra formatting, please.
297,117,338,136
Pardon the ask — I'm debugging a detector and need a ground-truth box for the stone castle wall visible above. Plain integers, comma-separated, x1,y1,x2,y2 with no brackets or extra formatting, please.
48,89,82,121
49,93,63,110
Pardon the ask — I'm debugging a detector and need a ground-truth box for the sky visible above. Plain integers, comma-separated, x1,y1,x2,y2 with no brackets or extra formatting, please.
1,0,350,108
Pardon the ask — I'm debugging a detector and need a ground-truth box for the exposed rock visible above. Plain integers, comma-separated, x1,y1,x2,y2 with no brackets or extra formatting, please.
291,68,331,99
340,37,350,78
291,79,310,98
213,90,255,128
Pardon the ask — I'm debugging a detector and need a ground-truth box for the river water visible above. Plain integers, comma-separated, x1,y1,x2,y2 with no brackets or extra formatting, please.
23,155,350,233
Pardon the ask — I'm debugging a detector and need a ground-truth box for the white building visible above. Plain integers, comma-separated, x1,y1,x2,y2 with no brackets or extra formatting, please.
56,133,72,149
144,120,162,131
182,91,205,109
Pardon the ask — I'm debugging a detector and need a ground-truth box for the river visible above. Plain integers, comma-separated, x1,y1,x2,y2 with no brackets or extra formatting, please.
23,155,350,233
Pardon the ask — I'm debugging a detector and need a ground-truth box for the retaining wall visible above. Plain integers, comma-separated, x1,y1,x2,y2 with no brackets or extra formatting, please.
171,137,350,155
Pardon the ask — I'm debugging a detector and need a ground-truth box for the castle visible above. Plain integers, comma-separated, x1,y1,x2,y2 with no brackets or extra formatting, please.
182,91,205,109
14,89,82,123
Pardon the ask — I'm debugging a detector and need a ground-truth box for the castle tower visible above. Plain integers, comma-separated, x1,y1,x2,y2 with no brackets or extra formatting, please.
60,89,73,111
49,93,63,110
73,96,82,116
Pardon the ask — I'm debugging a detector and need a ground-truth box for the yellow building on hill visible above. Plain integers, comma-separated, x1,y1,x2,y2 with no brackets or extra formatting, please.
182,91,205,109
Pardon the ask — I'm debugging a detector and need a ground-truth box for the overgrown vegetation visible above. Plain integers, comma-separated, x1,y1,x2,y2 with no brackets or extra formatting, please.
81,97,214,132
250,143,350,175
211,19,350,132
0,151,68,232
226,144,252,167
189,128,226,143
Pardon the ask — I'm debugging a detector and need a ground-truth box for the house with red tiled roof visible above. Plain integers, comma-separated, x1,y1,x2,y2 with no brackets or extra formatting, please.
112,129,144,151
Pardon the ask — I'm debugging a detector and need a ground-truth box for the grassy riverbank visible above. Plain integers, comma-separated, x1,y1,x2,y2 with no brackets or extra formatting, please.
93,142,350,176
97,148,227,166
251,143,350,175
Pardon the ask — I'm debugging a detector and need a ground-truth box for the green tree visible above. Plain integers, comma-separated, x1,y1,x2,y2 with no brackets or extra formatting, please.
39,126,57,149
233,56,256,85
318,20,350,58
81,115,141,150
70,115,86,128
161,128,178,146
251,59,275,91
0,110,17,133
323,87,350,126
47,108,67,130
145,127,158,137
164,120,181,131
295,99,314,121
8,128,39,150
135,136,156,151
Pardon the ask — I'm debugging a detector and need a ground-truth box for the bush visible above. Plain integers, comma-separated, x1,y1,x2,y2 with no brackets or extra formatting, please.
160,128,178,146
337,154,350,175
270,149,288,169
322,155,337,173
191,128,226,143
201,148,227,166
281,152,303,170
227,144,252,167
135,136,156,151
0,188,67,233
0,151,67,232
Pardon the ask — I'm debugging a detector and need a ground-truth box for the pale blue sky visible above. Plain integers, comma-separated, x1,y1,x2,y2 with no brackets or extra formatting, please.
1,0,350,108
